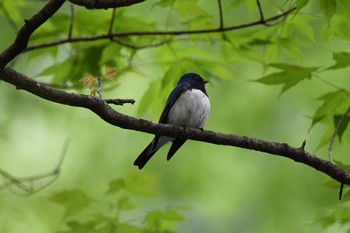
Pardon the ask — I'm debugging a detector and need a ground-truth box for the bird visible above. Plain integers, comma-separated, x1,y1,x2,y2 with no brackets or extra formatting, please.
134,72,210,169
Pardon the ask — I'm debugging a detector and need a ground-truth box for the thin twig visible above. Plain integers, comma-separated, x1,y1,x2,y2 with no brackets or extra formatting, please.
108,8,117,35
2,67,350,186
217,0,224,29
314,74,350,97
328,107,350,162
0,0,66,67
68,4,75,39
339,182,344,200
105,98,135,105
98,71,102,98
256,0,264,22
23,7,296,53
0,138,69,196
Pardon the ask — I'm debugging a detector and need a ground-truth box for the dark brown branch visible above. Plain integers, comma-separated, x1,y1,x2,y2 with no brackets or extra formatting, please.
1,66,350,185
105,98,135,105
23,6,296,53
68,0,144,9
0,0,66,68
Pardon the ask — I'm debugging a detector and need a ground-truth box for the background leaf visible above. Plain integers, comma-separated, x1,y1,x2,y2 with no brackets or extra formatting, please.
49,190,94,219
318,0,337,23
327,52,350,70
255,63,319,93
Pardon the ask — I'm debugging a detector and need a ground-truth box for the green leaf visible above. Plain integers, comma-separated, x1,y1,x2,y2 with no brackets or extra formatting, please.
318,0,337,23
322,179,340,189
65,220,97,233
49,190,94,219
117,195,136,211
99,43,121,67
106,172,158,197
292,15,316,43
172,1,208,19
114,223,144,233
327,52,350,70
144,206,187,231
124,172,157,197
152,0,175,8
315,125,333,151
297,0,310,10
256,63,319,93
325,13,350,41
137,77,164,118
106,178,126,194
310,91,350,128
333,160,350,171
39,58,73,85
338,0,350,11
333,114,350,142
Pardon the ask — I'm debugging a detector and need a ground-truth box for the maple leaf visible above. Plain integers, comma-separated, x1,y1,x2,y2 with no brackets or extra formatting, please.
90,87,98,97
80,75,97,89
105,67,118,81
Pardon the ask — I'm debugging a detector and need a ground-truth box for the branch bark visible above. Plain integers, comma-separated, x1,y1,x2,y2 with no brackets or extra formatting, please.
0,0,349,191
23,6,296,53
0,0,65,68
68,0,144,9
1,67,350,185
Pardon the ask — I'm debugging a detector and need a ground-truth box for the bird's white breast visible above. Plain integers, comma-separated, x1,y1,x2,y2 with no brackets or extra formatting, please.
167,89,210,128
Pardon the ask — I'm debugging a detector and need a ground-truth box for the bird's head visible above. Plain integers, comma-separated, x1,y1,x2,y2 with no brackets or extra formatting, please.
178,73,208,88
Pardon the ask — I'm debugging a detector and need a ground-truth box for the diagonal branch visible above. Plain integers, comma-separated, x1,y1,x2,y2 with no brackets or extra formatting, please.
1,66,350,185
0,0,66,68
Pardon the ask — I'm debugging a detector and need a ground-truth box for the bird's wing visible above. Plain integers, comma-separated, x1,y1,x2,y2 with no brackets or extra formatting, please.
159,82,189,123
152,82,189,149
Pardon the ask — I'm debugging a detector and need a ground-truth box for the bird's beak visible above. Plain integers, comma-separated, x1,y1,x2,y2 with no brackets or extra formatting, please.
204,80,209,84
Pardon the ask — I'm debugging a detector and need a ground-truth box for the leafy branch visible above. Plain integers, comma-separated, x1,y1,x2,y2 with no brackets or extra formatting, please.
1,67,350,186
23,1,296,52
1,0,349,195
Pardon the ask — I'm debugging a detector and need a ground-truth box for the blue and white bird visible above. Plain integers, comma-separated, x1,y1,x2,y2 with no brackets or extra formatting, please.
134,72,210,169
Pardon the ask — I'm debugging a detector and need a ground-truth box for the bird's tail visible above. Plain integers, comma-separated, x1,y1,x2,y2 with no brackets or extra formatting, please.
134,136,172,169
134,142,159,169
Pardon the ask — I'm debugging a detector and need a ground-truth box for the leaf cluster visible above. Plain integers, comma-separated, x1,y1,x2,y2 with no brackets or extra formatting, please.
49,172,186,233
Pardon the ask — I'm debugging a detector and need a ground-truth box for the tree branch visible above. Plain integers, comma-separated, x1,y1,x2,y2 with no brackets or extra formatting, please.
1,67,350,185
68,0,144,9
217,0,224,29
0,0,66,68
23,6,296,53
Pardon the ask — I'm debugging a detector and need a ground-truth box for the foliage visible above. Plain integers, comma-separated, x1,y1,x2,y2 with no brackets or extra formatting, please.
1,0,350,232
49,172,186,233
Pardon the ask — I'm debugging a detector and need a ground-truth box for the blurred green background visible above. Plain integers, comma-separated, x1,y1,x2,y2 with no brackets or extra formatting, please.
1,0,350,233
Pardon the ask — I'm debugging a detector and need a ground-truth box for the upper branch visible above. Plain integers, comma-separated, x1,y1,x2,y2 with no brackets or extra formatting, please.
68,0,144,9
23,6,296,53
0,0,66,68
1,67,350,185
